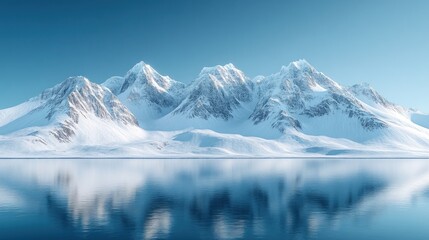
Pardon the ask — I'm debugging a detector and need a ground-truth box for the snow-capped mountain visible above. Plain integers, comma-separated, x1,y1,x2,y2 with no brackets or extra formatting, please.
172,64,254,120
1,59,429,157
0,77,142,153
250,60,388,141
104,61,186,125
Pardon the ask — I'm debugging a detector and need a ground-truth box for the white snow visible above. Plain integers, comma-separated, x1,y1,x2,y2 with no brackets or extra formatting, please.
101,76,125,95
1,60,429,157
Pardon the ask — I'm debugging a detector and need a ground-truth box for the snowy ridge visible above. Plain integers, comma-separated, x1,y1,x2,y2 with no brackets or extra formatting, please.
1,59,429,157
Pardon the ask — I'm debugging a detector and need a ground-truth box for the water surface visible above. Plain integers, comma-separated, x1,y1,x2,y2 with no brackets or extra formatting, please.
1,158,429,239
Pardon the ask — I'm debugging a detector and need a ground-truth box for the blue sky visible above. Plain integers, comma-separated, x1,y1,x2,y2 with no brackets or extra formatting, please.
0,0,428,111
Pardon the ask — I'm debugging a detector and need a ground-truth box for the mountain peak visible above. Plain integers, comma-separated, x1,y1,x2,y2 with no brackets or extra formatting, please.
40,76,93,101
197,63,247,88
173,64,253,120
200,63,240,76
120,61,176,95
103,61,186,123
292,59,312,68
224,63,236,68
128,61,155,75
281,59,315,73
62,76,91,88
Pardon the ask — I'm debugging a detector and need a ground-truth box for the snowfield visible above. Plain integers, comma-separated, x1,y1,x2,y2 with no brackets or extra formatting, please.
1,59,429,158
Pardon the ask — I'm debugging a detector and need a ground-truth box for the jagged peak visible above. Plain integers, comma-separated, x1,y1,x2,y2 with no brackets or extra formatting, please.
280,59,316,74
121,61,177,94
127,61,156,75
130,61,153,71
268,60,346,93
196,63,248,88
291,59,312,69
199,63,241,76
40,76,96,100
224,63,237,69
61,76,91,88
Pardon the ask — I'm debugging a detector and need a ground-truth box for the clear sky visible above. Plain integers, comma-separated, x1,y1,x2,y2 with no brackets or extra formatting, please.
0,0,428,111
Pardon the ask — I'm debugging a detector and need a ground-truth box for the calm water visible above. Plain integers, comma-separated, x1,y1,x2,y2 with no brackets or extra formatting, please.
1,159,429,240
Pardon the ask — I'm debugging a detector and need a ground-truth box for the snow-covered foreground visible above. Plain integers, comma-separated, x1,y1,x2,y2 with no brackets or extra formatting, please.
2,126,429,158
1,60,429,157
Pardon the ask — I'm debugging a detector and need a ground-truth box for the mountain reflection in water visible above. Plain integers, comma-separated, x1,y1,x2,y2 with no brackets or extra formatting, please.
1,159,429,240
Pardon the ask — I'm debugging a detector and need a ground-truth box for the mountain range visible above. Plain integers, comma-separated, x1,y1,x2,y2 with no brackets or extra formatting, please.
1,59,429,157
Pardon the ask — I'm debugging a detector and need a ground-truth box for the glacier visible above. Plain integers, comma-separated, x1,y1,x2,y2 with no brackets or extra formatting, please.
1,59,429,158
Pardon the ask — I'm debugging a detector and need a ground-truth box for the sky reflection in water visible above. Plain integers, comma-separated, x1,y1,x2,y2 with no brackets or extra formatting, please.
1,159,429,240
